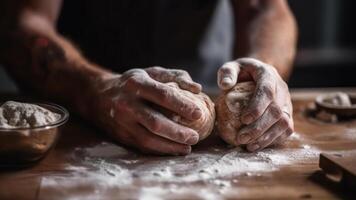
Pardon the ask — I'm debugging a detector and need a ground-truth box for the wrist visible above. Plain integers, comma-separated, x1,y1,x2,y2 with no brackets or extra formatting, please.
71,65,115,118
242,53,273,66
243,53,291,80
83,72,121,127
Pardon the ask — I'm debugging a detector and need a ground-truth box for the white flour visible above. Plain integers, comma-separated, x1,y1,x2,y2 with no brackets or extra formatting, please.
0,101,60,128
40,132,331,199
225,87,253,113
137,186,223,200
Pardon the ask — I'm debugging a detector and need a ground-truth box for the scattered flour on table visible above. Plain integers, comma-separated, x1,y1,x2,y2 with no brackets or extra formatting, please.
290,132,301,140
344,128,356,140
138,186,223,200
0,101,60,128
41,132,332,199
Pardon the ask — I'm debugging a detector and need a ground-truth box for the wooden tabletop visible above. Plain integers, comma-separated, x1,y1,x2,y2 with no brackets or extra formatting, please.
1,88,356,200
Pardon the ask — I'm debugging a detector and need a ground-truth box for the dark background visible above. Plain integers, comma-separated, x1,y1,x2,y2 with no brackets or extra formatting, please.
1,0,356,92
288,0,356,87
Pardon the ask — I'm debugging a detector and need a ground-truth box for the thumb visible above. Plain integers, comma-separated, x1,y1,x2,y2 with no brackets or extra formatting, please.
217,61,240,90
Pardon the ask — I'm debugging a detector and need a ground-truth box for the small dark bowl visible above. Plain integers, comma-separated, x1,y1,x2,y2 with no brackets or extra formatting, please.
315,93,356,117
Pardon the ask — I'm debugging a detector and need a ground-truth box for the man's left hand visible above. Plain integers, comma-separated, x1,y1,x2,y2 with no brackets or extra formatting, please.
217,58,294,151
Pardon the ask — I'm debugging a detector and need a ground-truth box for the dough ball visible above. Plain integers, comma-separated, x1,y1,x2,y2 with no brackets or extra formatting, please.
323,92,352,107
160,82,216,141
216,81,255,146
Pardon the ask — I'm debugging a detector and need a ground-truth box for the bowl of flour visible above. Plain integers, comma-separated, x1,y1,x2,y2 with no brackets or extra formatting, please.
0,101,69,167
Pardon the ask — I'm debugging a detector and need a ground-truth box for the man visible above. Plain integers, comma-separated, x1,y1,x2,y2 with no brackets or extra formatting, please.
0,0,297,155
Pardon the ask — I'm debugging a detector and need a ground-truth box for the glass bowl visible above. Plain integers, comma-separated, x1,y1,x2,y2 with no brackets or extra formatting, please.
0,102,69,167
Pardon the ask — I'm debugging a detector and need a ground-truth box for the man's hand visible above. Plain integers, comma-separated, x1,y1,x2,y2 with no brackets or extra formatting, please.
217,58,294,151
93,67,203,155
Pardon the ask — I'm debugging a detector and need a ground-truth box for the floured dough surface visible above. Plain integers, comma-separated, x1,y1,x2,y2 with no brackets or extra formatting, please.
161,82,216,141
216,82,255,146
323,92,352,107
0,101,61,128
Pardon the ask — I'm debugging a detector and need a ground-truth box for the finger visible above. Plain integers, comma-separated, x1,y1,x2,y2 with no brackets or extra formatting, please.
176,76,202,94
106,122,137,146
241,67,276,125
246,116,290,152
125,73,202,121
217,61,239,90
272,127,294,146
114,98,199,145
132,102,200,145
237,102,282,145
116,123,192,155
171,69,202,94
146,67,202,94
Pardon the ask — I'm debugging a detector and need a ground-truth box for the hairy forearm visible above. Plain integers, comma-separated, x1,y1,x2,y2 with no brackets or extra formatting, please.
0,12,111,117
233,1,297,80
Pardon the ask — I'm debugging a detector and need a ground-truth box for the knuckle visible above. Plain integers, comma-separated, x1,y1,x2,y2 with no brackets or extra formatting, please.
126,68,145,76
176,77,189,86
249,126,263,137
176,130,188,142
219,65,233,74
285,127,294,135
248,108,263,119
125,75,140,88
260,84,274,99
182,100,194,110
254,126,263,135
237,57,254,64
269,104,283,119
279,115,290,128
176,69,189,76
158,88,172,103
147,114,161,132
150,66,163,71
259,133,271,143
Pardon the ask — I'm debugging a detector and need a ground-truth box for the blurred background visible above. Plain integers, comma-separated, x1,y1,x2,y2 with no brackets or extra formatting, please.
1,0,356,92
288,0,356,87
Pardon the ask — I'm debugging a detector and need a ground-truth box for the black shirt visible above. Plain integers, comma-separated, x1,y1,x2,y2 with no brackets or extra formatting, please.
58,0,234,87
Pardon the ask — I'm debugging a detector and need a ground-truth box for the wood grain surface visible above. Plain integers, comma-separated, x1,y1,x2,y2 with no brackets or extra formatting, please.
319,153,356,190
0,88,356,200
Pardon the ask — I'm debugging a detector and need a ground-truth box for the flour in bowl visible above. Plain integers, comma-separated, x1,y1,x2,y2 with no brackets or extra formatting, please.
0,101,61,128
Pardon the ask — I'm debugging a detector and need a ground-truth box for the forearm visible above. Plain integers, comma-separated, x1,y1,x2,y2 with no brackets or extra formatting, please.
232,1,297,80
0,11,112,117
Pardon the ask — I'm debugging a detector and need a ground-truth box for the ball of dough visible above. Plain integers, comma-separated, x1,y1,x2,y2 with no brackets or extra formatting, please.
323,92,352,107
216,81,255,146
161,82,216,141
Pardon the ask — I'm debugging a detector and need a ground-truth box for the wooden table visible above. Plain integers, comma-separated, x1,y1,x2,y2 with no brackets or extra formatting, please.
1,88,356,200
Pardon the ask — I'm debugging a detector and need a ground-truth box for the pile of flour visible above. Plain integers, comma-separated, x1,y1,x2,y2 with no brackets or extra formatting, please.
0,101,61,128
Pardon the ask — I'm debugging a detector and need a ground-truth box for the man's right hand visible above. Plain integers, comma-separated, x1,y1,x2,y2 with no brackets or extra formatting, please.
92,67,203,155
